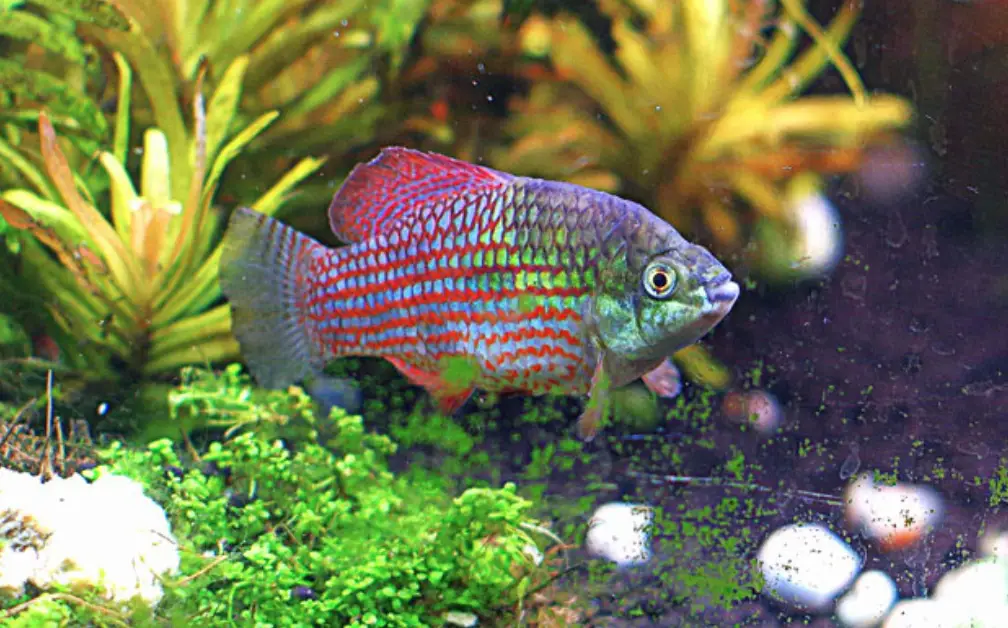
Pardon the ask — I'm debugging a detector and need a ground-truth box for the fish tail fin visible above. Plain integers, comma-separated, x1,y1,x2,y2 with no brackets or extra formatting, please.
219,207,327,390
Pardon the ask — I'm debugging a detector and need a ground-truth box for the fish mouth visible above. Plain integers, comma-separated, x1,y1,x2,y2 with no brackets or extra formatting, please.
704,275,740,319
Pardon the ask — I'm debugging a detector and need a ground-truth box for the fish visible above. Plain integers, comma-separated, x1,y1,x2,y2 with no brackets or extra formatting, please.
218,147,739,441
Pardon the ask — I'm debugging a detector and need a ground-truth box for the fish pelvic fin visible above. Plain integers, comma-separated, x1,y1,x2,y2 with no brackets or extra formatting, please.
219,207,327,390
327,146,513,243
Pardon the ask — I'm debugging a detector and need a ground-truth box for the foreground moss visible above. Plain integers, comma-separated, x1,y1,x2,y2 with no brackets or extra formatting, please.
0,368,566,626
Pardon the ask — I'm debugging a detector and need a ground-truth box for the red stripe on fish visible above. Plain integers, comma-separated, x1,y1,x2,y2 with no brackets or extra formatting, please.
307,283,584,319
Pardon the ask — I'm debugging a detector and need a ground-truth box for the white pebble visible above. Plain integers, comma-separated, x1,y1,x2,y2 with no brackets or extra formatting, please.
845,473,943,551
883,598,958,628
933,556,1008,619
757,522,862,612
881,557,1008,627
978,528,1008,559
584,502,652,567
836,570,898,627
523,543,544,566
444,610,478,627
788,188,844,279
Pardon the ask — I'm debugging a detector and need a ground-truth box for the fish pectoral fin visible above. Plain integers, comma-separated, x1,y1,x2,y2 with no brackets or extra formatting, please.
641,358,683,399
385,357,475,416
577,359,613,442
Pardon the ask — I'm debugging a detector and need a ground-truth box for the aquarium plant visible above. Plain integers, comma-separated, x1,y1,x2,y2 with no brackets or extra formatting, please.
493,0,913,255
0,52,323,382
0,366,578,626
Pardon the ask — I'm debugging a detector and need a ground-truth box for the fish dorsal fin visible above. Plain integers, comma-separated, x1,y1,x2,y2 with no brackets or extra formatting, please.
327,147,513,243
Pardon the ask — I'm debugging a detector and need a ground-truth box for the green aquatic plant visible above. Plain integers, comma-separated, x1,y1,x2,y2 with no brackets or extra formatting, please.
0,52,323,382
0,0,129,193
1,367,576,625
494,0,913,253
90,0,434,213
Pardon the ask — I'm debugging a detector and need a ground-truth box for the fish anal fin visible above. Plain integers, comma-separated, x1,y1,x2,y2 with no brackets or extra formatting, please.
327,147,513,243
385,356,475,416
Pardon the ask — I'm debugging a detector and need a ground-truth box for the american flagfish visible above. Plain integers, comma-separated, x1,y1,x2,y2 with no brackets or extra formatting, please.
218,147,739,440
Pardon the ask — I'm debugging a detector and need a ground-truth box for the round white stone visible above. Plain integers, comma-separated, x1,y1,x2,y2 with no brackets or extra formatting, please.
835,569,898,627
757,522,862,612
845,473,943,550
584,502,653,567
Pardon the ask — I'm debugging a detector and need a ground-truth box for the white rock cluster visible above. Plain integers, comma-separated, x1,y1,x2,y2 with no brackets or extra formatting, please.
883,555,1008,628
756,475,953,627
0,468,179,606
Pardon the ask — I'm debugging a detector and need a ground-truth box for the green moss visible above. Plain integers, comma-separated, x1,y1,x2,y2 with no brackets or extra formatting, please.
990,459,1008,508
0,365,566,626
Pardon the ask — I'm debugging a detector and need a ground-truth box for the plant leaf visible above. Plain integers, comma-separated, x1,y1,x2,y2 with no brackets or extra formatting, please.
2,190,90,244
84,24,190,201
0,60,107,139
205,55,249,167
139,129,172,207
111,52,132,165
200,111,279,211
0,137,57,200
283,55,372,120
26,0,130,30
207,0,315,77
0,9,88,65
98,152,138,240
251,156,327,217
243,0,369,93
37,111,140,301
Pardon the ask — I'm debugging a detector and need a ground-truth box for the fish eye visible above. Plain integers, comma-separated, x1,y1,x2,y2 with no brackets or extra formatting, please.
643,261,678,299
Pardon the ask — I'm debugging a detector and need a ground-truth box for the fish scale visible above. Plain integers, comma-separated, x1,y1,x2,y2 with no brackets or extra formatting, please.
305,177,614,395
219,146,740,440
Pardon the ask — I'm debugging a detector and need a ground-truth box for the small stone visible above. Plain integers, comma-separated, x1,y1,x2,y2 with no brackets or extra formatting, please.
835,570,898,627
845,474,943,552
444,610,478,627
585,502,653,567
757,522,862,612
933,556,1008,614
291,585,317,601
978,528,1008,559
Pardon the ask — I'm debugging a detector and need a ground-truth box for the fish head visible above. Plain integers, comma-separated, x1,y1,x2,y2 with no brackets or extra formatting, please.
590,208,739,366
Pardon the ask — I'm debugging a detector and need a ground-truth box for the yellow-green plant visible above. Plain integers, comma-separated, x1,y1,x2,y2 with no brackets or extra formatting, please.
0,53,324,382
492,0,914,251
84,0,433,201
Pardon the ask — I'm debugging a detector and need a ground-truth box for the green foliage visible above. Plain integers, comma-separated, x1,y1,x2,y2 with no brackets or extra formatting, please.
492,0,912,255
0,48,324,381
54,366,558,626
0,1,126,193
991,459,1008,509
